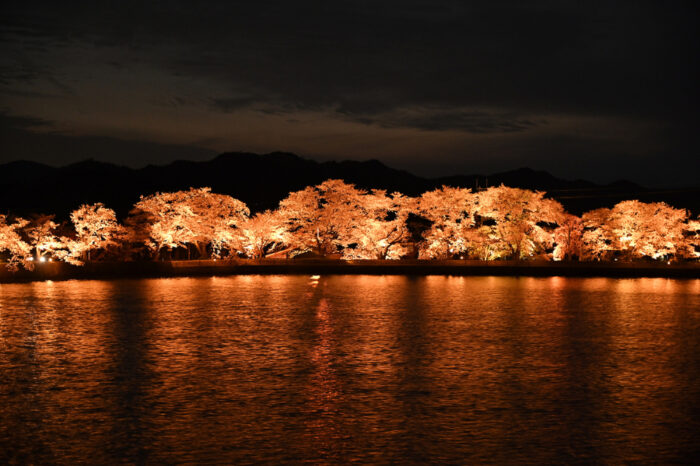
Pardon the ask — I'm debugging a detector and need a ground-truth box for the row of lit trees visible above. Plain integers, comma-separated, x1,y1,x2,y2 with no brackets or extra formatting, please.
1,180,699,270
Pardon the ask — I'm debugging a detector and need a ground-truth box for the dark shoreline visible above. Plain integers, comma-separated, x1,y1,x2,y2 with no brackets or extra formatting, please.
2,259,699,283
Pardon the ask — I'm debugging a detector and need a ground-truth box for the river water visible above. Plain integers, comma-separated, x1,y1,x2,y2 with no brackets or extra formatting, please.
1,276,699,463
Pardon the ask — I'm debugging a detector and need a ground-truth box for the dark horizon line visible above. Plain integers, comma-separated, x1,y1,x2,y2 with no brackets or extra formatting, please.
6,150,698,191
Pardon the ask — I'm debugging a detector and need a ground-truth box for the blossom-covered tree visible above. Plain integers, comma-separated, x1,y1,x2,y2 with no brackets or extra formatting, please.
186,188,250,258
684,217,700,260
581,208,613,261
133,190,197,258
581,201,689,261
0,215,32,271
607,200,688,260
70,203,123,262
238,210,289,258
553,213,584,261
342,190,415,259
24,214,64,261
475,186,565,260
2,180,699,271
132,187,249,259
416,186,477,259
278,180,366,256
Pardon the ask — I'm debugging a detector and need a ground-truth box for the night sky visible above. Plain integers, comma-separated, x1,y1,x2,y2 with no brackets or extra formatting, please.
1,1,698,186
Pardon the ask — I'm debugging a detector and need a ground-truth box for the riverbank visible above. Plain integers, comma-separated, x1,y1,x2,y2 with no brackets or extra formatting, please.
1,259,699,283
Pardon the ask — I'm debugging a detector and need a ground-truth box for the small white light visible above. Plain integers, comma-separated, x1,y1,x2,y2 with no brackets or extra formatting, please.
39,257,46,263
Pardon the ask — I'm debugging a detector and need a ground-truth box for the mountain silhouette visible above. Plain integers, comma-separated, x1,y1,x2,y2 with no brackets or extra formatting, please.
1,152,698,219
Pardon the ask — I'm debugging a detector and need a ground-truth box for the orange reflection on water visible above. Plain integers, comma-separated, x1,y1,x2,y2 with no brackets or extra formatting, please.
1,275,699,463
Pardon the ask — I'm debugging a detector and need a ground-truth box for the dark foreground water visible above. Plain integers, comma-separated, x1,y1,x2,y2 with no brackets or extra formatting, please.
1,276,699,464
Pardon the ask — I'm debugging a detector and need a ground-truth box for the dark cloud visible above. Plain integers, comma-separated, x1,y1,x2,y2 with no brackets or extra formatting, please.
0,111,216,167
4,1,696,117
0,1,698,185
0,111,53,130
210,96,261,113
339,107,540,133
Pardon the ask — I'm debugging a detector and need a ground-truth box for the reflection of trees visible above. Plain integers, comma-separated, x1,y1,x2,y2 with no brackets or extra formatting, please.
0,280,125,462
304,296,343,455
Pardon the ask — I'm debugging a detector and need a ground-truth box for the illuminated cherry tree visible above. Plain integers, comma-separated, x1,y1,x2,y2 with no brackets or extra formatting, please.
2,180,699,270
581,201,689,261
553,213,584,261
342,190,415,259
24,214,65,262
416,186,477,259
238,210,289,259
0,215,32,271
70,203,123,262
186,188,250,258
278,179,366,256
132,187,249,259
684,217,700,259
607,200,688,260
475,186,565,260
581,208,612,260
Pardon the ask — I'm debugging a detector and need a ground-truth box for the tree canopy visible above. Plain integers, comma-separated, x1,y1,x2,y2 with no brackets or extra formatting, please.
1,181,697,270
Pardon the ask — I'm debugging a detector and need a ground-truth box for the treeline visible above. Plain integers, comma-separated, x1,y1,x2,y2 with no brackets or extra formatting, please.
1,180,699,271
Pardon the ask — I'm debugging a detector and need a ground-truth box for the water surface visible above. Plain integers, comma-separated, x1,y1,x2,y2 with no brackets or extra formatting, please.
1,276,699,463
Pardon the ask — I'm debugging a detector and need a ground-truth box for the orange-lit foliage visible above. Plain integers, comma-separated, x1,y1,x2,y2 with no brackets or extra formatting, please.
132,188,249,259
0,215,32,271
25,214,61,261
685,218,700,259
238,210,288,258
581,207,612,260
2,181,699,270
417,186,477,259
582,201,688,261
476,186,565,260
278,180,366,256
342,190,414,259
610,201,687,260
69,203,123,262
417,185,568,260
553,214,584,261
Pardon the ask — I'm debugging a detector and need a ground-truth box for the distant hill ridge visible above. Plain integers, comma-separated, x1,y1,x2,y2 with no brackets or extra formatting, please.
1,152,698,218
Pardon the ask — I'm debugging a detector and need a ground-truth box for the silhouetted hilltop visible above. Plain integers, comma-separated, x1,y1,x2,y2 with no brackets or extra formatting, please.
1,152,698,219
436,167,599,192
